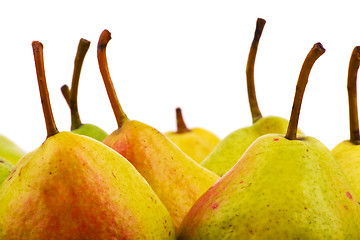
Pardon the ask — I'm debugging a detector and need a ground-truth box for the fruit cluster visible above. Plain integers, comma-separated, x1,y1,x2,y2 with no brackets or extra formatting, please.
0,18,359,239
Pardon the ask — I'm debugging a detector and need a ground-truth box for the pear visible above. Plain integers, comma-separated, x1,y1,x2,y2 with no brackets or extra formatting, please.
179,43,360,239
0,157,13,185
0,135,26,165
164,107,220,163
61,38,108,142
0,41,175,239
97,29,220,235
332,46,360,198
200,18,302,176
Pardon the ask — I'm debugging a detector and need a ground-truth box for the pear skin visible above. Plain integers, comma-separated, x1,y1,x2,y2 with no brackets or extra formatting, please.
0,132,176,239
200,115,296,176
72,123,108,142
165,107,220,163
165,127,220,164
103,120,220,233
333,141,360,199
179,135,360,239
332,46,360,201
97,29,220,234
0,135,26,165
0,157,12,185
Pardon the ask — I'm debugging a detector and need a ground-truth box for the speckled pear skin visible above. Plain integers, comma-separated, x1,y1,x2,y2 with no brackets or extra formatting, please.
72,123,108,142
0,157,12,185
0,131,175,240
165,128,220,163
200,116,303,176
103,120,220,234
0,135,26,165
332,141,360,200
179,134,360,239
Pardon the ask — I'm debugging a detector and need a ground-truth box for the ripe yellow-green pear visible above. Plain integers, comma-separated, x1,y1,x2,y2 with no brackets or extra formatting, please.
332,46,360,198
201,18,302,176
0,135,26,165
97,29,220,235
0,41,175,239
61,38,108,142
179,42,360,239
165,107,220,163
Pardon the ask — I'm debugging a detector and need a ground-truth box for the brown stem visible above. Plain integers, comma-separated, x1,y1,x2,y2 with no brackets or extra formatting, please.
347,46,360,144
176,107,190,133
246,18,266,123
61,84,71,107
32,41,59,138
285,43,325,140
65,38,91,130
97,29,128,128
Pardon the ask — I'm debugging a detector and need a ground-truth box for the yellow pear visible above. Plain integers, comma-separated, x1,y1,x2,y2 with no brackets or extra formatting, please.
97,29,220,235
179,42,360,239
165,107,220,163
201,18,302,176
332,46,360,198
0,41,175,239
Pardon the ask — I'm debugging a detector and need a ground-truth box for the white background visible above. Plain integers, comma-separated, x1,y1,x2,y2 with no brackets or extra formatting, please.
0,1,359,153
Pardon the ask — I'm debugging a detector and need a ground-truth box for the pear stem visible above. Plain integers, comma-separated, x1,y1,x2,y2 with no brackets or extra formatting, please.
285,43,325,140
61,38,91,130
32,41,59,138
347,46,360,144
176,107,190,133
97,30,128,129
246,18,266,124
61,85,71,106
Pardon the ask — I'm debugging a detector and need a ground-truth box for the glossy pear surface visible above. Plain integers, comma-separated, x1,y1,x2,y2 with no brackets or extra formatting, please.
200,116,301,176
0,135,26,165
103,120,220,233
0,131,175,239
332,141,360,199
72,123,108,142
165,128,220,163
179,134,360,239
0,157,12,185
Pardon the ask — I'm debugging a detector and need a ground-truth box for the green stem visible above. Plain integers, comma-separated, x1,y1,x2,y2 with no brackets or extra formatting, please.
32,41,59,138
285,43,325,140
97,30,129,129
246,18,266,123
176,107,190,133
347,46,360,144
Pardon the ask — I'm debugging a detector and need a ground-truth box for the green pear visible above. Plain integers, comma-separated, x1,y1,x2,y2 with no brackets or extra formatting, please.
0,157,13,185
0,135,26,165
332,46,360,198
97,30,220,235
179,42,360,239
61,38,108,142
164,107,220,163
0,41,175,239
200,18,302,176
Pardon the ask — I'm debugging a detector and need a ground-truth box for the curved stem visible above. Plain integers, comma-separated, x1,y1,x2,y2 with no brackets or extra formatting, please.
246,18,266,123
97,29,128,129
285,43,325,140
67,38,90,130
176,107,190,133
32,41,59,138
347,46,360,144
